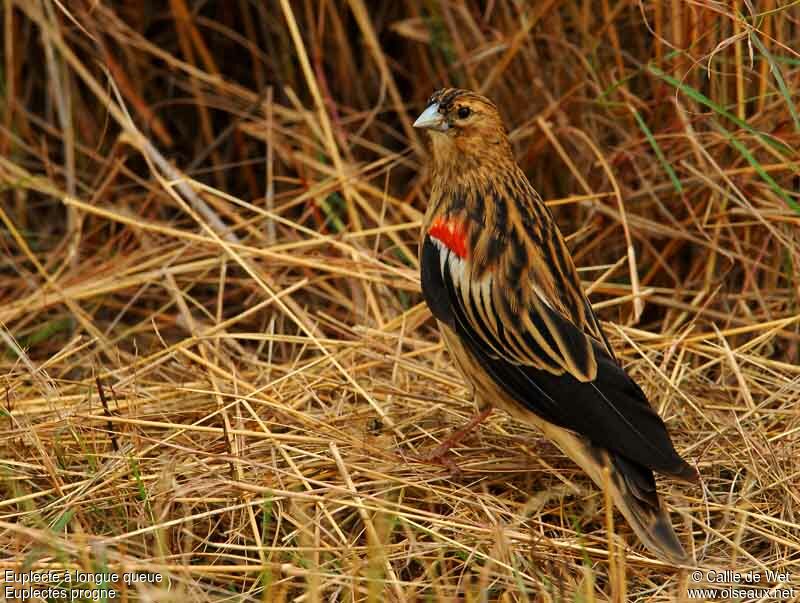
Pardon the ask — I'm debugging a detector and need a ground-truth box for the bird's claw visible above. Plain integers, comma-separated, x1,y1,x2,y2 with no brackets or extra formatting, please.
424,450,464,478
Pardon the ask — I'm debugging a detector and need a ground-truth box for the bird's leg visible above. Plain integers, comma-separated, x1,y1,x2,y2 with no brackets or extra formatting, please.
427,406,493,463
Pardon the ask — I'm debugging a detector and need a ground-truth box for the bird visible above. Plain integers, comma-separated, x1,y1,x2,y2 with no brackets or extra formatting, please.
412,88,698,565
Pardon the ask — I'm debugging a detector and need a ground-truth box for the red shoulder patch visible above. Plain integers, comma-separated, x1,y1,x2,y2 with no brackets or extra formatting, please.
429,216,468,259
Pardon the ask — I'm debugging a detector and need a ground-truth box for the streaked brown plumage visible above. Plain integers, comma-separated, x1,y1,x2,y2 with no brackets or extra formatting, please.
414,88,697,564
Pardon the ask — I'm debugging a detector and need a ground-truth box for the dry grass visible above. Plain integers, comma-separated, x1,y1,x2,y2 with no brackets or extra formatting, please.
1,1,800,601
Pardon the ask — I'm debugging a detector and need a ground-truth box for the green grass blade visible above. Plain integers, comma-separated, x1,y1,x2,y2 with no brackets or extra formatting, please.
717,122,800,214
750,33,800,134
648,65,792,156
631,109,684,193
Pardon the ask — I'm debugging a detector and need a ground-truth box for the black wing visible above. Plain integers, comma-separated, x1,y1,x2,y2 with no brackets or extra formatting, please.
421,234,696,480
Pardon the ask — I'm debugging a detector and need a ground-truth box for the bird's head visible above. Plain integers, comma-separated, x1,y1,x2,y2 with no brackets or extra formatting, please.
413,88,512,172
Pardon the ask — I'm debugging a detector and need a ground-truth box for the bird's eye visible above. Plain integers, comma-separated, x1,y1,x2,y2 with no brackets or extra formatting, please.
457,106,472,119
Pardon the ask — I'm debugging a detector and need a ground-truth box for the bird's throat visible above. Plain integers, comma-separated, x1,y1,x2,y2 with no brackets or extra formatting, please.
429,131,514,187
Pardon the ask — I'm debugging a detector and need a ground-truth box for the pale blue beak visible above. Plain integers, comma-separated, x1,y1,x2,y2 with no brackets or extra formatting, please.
413,102,448,131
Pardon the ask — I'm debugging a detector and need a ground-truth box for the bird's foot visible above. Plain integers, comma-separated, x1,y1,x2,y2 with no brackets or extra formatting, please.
422,406,494,476
425,451,464,477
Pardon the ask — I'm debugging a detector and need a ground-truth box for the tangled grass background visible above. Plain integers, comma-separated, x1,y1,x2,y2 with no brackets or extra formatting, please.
1,1,799,600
